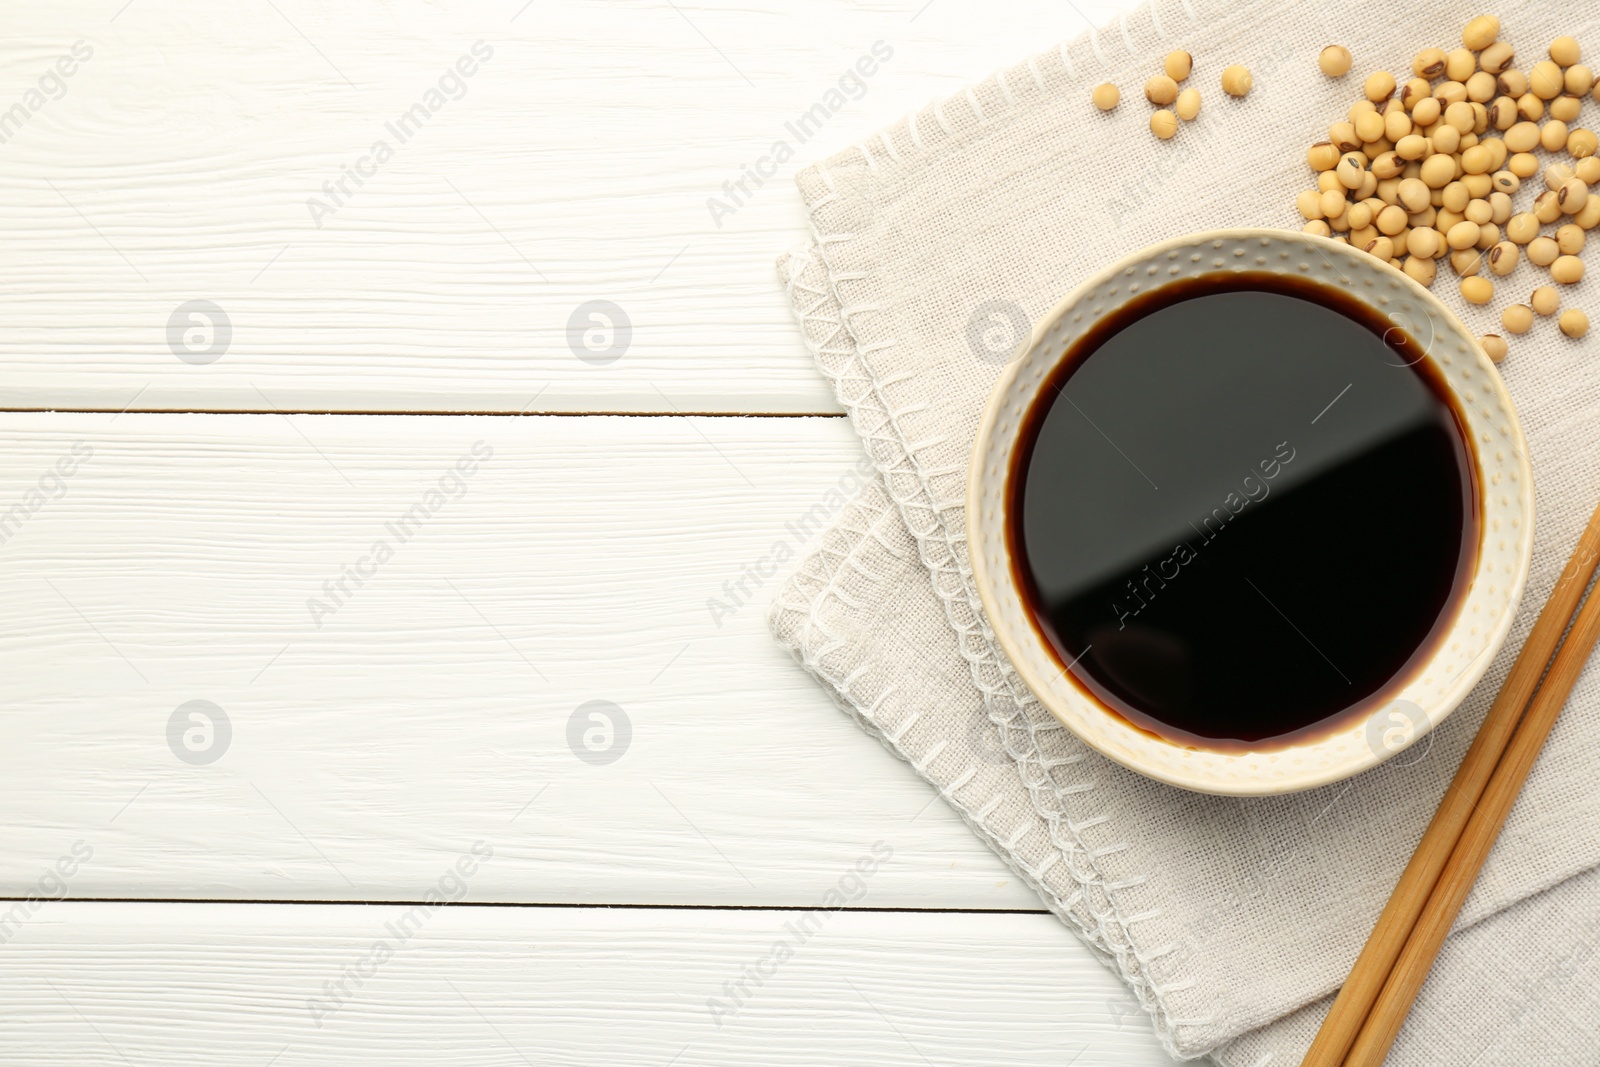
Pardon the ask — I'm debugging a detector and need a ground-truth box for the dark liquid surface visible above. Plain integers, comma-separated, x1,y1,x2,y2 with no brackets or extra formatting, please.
1009,273,1479,750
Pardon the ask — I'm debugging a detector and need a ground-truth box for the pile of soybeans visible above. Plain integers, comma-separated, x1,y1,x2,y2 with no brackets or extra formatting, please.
1296,15,1597,358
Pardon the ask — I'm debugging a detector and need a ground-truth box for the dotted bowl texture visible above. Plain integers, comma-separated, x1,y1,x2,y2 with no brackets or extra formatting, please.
967,229,1534,796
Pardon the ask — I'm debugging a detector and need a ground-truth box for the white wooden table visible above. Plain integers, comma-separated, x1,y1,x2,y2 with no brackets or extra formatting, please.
3,2,1186,1062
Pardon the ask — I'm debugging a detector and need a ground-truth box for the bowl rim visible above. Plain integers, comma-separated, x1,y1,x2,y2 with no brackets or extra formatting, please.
966,226,1536,795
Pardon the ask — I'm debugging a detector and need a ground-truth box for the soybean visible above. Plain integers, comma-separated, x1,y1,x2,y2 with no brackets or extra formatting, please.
1395,134,1428,160
1552,255,1586,284
1146,75,1179,105
1319,46,1353,77
1560,309,1590,338
1385,106,1413,141
1547,161,1577,190
1467,71,1499,102
1338,153,1368,189
1450,248,1484,276
1176,88,1202,121
1308,141,1341,170
1463,15,1500,51
1433,125,1463,154
1532,286,1561,316
1371,151,1404,179
1510,152,1541,179
1150,109,1178,139
1092,82,1120,110
1377,204,1409,234
1550,36,1582,67
1531,60,1565,99
1462,144,1495,174
1551,95,1582,122
1444,100,1476,132
1165,50,1193,81
1481,41,1516,74
1502,304,1535,334
1461,275,1495,304
1448,220,1483,249
1505,121,1542,152
1398,177,1432,212
1528,236,1561,266
1507,212,1541,244
1404,255,1438,285
1489,241,1519,275
1222,65,1253,97
1415,48,1447,78
1408,226,1443,258
1420,154,1457,188
1481,333,1509,362
1446,49,1477,83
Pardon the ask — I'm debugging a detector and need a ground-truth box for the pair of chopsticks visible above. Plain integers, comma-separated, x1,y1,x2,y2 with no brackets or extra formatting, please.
1303,500,1600,1067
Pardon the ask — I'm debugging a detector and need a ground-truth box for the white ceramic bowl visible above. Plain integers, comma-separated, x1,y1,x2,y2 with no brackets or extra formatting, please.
967,229,1534,796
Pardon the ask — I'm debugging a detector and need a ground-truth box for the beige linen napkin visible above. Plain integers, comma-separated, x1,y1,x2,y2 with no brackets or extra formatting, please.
768,1,1600,1062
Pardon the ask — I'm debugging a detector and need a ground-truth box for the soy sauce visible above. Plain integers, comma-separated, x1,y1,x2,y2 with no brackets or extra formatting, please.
1009,272,1479,750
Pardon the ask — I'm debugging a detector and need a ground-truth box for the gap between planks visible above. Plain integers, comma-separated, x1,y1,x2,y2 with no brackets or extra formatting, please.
0,407,850,419
0,896,1049,914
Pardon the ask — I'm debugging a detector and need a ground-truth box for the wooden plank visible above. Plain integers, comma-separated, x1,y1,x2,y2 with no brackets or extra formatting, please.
0,411,1041,908
0,901,1181,1066
1,0,1137,414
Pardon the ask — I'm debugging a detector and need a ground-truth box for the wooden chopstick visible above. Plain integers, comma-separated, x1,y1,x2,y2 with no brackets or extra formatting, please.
1302,500,1600,1067
1342,552,1600,1064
